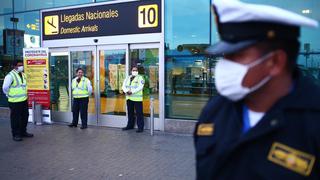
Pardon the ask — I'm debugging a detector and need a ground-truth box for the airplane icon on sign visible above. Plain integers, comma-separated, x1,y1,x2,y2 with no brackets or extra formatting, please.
47,17,56,29
44,15,59,35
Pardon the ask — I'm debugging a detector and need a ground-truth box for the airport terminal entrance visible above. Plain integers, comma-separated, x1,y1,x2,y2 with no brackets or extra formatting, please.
42,0,163,130
49,43,160,128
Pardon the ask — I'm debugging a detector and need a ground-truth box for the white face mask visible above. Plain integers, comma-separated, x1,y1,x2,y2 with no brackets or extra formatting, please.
17,66,24,72
132,71,138,76
214,52,274,101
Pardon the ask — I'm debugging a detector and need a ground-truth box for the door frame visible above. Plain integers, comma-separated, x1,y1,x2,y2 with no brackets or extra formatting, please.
49,48,72,123
129,43,163,130
96,43,163,130
49,43,164,130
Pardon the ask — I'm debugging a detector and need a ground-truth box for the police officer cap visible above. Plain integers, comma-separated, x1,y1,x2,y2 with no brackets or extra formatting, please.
206,0,319,55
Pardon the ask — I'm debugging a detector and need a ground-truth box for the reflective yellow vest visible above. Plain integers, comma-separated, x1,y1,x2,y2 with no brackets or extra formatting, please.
72,77,90,98
8,70,27,103
125,75,144,102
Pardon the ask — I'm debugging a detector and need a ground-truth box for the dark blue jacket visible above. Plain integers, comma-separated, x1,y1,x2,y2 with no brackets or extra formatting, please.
194,75,320,180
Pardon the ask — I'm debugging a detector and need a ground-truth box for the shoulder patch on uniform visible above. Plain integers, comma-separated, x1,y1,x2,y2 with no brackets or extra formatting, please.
197,123,214,136
267,142,316,176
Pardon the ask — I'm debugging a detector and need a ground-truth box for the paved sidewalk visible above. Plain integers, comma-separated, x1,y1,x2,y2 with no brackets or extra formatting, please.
0,119,195,180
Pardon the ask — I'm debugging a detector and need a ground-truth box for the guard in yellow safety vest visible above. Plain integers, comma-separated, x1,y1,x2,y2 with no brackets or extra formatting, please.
68,68,92,129
122,66,145,133
2,61,33,141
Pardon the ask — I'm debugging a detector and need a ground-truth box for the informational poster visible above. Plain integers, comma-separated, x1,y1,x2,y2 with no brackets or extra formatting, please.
23,48,51,123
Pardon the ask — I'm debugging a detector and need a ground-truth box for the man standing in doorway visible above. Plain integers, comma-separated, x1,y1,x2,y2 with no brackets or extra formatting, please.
68,68,92,129
2,60,33,141
122,66,145,133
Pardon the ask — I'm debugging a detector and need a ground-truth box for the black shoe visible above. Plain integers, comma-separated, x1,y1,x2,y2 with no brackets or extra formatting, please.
13,136,22,141
80,126,87,129
68,124,77,128
122,127,133,131
22,132,34,138
136,129,143,133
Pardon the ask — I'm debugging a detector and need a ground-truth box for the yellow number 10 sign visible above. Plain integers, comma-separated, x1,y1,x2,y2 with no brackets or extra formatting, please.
138,4,158,28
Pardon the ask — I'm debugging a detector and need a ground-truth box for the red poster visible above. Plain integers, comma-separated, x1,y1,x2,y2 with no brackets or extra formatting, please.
28,90,50,109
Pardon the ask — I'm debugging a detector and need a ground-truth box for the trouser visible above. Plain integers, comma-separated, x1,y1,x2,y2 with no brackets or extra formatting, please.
126,99,144,130
72,97,89,127
8,100,29,137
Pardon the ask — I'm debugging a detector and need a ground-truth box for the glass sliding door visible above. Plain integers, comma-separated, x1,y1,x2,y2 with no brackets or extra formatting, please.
97,43,161,129
129,44,160,118
97,44,128,127
49,50,70,112
69,46,97,125
49,48,72,122
49,44,162,129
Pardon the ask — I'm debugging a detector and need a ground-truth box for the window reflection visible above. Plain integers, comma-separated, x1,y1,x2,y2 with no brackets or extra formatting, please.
14,0,92,12
165,46,218,119
15,11,40,48
165,0,212,120
0,0,12,14
99,49,126,115
50,52,70,112
165,0,210,49
0,15,11,107
130,48,159,117
165,0,320,120
244,0,320,89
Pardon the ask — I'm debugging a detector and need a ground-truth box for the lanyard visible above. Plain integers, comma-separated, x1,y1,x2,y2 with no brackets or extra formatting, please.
242,105,250,134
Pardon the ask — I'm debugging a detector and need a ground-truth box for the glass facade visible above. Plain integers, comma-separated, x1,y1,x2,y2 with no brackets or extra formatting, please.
0,0,319,122
14,0,93,13
164,0,320,120
165,0,213,119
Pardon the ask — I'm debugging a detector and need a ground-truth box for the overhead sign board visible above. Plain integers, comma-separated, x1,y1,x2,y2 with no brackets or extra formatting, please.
42,0,161,41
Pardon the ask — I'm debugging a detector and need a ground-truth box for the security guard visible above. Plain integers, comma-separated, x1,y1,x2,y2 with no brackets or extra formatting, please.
2,60,33,141
68,68,92,129
194,0,320,179
122,66,145,133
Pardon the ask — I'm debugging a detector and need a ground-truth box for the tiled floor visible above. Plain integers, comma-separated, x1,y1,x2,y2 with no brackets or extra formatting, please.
0,119,195,180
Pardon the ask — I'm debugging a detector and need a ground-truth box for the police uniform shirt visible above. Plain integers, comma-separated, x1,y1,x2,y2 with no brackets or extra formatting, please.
194,75,320,179
195,0,320,179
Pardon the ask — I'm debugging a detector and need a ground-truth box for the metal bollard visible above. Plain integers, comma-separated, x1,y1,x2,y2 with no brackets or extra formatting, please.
32,101,35,123
150,97,154,136
33,102,43,125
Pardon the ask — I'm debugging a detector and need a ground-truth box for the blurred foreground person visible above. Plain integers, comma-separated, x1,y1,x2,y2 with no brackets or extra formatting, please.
194,0,319,179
